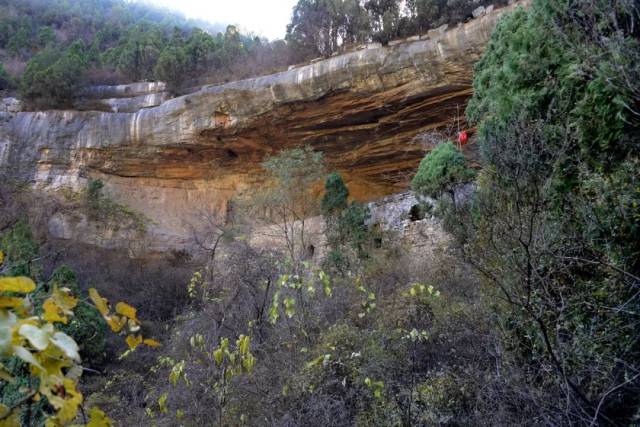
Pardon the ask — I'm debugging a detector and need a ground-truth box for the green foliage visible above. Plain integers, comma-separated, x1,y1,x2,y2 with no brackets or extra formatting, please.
0,220,39,277
0,0,283,100
321,173,373,268
48,266,108,366
456,0,640,422
87,179,105,205
159,333,255,427
321,172,349,215
287,0,371,57
262,146,325,195
467,0,639,177
287,0,505,58
249,147,325,269
20,45,88,108
153,46,187,93
0,64,14,91
0,247,154,425
411,142,474,201
0,223,108,367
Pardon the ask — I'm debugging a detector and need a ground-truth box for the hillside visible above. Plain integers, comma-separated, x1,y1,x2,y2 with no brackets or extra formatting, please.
0,0,638,426
0,0,293,106
0,0,505,109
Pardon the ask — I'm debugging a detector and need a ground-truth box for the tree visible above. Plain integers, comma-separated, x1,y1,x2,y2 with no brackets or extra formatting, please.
286,0,370,58
154,46,186,93
246,147,325,270
321,172,349,215
0,64,14,91
321,172,371,267
450,0,640,423
36,26,56,48
365,0,400,44
411,142,474,206
112,24,162,81
20,46,87,109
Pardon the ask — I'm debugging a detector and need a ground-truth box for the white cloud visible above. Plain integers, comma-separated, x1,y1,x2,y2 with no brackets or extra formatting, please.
144,0,297,40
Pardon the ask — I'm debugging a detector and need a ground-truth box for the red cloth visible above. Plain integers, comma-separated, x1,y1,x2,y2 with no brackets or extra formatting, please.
458,130,468,145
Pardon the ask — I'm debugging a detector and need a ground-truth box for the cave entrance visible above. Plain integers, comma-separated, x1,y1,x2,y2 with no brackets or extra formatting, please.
409,204,425,222
306,244,316,258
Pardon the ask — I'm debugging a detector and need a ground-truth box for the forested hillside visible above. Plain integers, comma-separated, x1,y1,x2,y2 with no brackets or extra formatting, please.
0,0,293,107
0,0,504,109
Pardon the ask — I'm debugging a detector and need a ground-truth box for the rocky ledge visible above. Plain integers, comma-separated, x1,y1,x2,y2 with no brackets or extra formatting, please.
0,2,521,255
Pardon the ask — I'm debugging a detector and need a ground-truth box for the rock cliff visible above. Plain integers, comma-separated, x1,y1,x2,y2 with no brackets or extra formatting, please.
0,3,520,255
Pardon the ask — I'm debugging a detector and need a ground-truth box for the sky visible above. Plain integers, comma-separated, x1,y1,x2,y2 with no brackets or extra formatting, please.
145,0,298,40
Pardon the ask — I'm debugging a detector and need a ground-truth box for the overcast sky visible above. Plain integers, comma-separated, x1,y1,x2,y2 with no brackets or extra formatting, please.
145,0,298,40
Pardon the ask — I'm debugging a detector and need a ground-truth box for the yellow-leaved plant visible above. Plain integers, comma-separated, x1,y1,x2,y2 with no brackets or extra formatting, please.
153,333,256,427
88,288,160,355
0,250,158,426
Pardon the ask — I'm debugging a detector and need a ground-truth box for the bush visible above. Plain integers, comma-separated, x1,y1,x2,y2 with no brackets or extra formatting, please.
411,142,474,205
321,172,349,216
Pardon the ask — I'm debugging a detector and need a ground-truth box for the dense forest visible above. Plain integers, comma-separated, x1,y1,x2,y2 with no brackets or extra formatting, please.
0,0,502,108
0,0,294,106
1,0,639,425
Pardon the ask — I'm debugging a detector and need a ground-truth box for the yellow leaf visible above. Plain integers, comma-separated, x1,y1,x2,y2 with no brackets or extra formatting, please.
89,288,109,316
13,345,43,370
213,348,224,366
52,288,78,311
47,378,83,425
143,338,161,348
0,277,36,293
42,288,78,324
158,392,168,414
106,316,126,333
86,407,113,427
42,299,67,324
0,408,19,427
0,251,4,265
125,335,143,350
0,296,24,308
0,364,15,383
115,302,137,321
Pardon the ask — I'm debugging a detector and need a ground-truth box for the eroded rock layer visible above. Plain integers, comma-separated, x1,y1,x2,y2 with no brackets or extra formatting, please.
0,3,518,253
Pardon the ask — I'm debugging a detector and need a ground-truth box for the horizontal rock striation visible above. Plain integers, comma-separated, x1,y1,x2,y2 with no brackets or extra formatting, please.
0,3,521,254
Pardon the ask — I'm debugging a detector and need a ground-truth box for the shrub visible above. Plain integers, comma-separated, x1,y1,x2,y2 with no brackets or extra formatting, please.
411,142,474,205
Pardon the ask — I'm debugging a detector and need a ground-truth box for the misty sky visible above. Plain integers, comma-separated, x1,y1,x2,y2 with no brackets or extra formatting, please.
143,0,298,40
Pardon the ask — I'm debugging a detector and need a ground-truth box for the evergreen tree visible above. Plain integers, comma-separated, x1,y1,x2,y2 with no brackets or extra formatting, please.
411,141,474,205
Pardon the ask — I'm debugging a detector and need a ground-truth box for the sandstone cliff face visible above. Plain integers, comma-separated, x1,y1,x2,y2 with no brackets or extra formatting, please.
0,3,519,255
